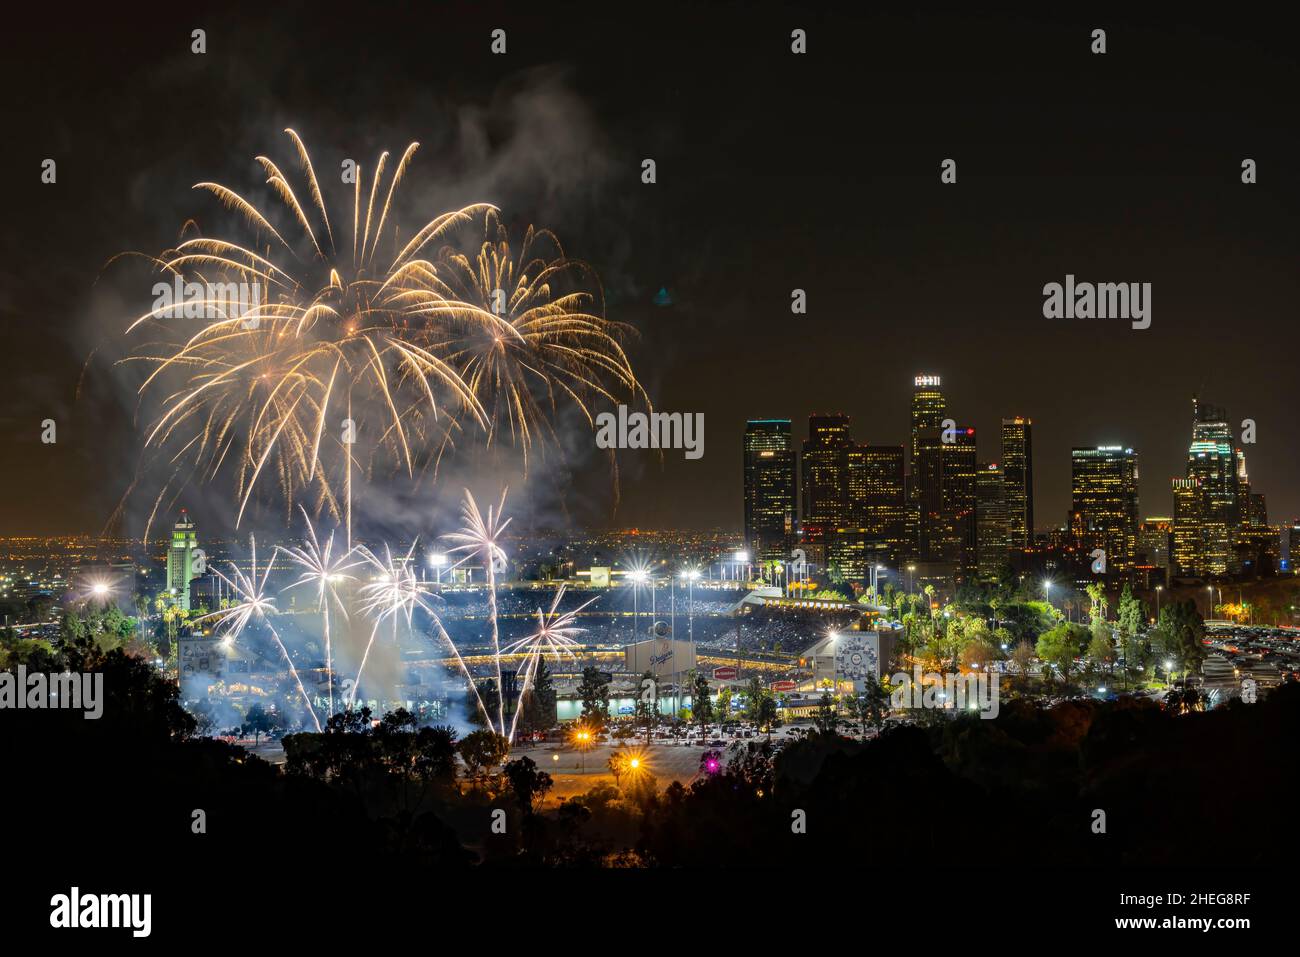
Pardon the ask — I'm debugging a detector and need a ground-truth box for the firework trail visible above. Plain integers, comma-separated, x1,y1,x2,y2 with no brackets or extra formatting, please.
502,584,595,743
347,537,495,730
116,134,648,538
349,539,423,708
277,506,364,717
192,537,322,732
119,131,493,535
443,487,511,735
420,209,650,471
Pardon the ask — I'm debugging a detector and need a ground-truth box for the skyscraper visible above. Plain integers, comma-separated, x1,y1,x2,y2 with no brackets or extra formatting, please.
1171,478,1202,576
1070,446,1140,572
800,414,852,563
1137,517,1173,571
846,444,908,564
976,462,1009,580
166,508,200,611
938,425,979,575
743,419,797,563
1180,398,1241,576
1000,417,1034,550
1170,396,1259,578
910,375,947,560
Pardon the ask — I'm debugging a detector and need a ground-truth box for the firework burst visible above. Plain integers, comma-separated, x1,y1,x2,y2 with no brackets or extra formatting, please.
420,210,650,470
443,487,511,735
193,537,322,732
277,507,364,717
120,131,494,536
117,135,648,539
348,540,427,708
501,584,595,742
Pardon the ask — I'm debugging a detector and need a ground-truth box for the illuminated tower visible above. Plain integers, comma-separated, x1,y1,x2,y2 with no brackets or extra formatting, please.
938,425,979,575
1070,447,1140,571
800,413,853,563
1183,398,1240,576
743,419,797,563
1000,417,1034,549
976,462,1009,580
1171,479,1203,576
910,375,947,560
846,445,907,564
166,508,199,611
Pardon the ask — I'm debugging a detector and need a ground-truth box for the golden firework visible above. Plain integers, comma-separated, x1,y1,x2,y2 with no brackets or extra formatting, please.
120,132,645,536
418,209,650,470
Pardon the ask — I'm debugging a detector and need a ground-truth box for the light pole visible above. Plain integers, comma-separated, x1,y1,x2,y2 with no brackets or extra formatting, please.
429,552,447,587
1154,584,1163,623
575,728,591,773
734,550,750,586
629,568,648,640
906,565,916,596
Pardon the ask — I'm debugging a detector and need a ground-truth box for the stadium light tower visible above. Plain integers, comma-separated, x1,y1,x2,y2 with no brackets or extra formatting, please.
628,565,650,640
429,552,447,586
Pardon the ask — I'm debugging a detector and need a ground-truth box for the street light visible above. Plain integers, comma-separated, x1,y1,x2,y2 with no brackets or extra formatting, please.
575,728,592,774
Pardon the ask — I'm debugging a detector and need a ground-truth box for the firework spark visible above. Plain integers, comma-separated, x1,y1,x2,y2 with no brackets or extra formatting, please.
501,584,595,742
193,537,322,732
118,135,648,538
121,131,494,535
420,210,650,470
349,540,426,708
348,537,495,730
443,487,511,735
277,507,364,717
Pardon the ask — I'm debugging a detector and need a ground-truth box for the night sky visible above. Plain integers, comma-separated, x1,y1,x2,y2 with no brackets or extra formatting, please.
2,3,1297,537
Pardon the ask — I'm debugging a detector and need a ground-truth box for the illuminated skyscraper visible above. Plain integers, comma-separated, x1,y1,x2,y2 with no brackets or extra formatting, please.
743,419,797,563
1171,478,1203,576
910,375,947,559
800,414,852,563
1070,446,1140,571
1000,417,1034,549
976,462,1009,579
846,445,908,564
1181,398,1241,576
937,425,979,575
166,508,200,611
1137,517,1173,570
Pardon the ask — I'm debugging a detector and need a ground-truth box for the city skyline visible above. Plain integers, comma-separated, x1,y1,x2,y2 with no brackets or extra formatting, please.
2,7,1299,537
4,3,1299,907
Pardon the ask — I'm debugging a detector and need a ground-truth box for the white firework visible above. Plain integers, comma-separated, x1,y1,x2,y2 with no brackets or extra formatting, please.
502,584,595,742
277,507,364,718
443,487,511,735
194,536,322,732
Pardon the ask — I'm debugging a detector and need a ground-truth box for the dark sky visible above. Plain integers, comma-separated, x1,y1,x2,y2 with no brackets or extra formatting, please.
1,3,1297,538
